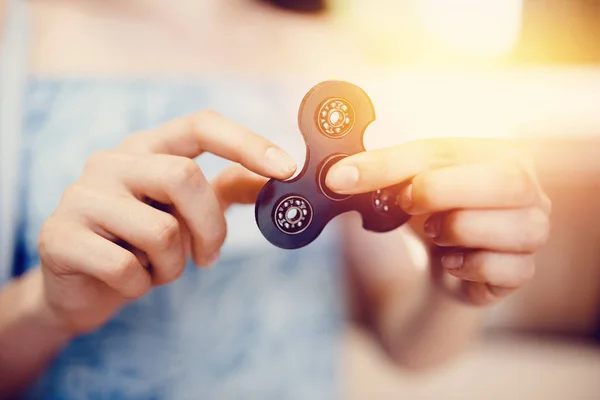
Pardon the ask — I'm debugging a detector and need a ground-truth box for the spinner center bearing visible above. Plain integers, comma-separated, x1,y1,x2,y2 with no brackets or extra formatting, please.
317,98,355,138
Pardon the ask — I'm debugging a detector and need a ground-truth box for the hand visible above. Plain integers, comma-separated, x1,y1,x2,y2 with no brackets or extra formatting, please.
326,138,550,306
37,110,294,336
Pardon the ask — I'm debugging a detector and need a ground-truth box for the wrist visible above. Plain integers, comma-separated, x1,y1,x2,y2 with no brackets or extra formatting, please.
21,269,75,344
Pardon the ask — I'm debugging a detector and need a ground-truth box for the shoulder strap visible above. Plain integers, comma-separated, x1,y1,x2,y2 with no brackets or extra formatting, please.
0,0,30,283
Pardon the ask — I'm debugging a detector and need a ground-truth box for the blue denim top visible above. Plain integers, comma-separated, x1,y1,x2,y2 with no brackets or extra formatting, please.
14,76,344,399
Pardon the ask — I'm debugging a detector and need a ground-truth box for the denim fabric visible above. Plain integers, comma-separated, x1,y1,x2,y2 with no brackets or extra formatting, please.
0,0,29,282
17,77,343,399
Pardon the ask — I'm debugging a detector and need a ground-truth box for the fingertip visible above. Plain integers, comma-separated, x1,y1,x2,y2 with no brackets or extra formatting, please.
264,147,297,178
205,251,221,267
191,255,203,268
190,223,226,269
194,250,221,268
325,164,359,193
192,253,209,268
121,262,153,300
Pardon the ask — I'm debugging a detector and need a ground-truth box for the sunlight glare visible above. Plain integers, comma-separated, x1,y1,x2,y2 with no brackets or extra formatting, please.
416,0,523,58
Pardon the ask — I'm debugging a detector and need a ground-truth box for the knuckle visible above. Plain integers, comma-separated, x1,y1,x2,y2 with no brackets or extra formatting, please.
442,211,471,245
108,252,141,284
168,159,204,188
122,279,150,300
503,165,536,205
195,109,220,124
512,143,537,169
521,208,550,251
192,109,220,134
38,218,66,267
152,215,181,249
211,224,228,249
202,224,227,257
414,173,441,209
105,251,151,298
38,218,56,249
155,261,186,285
518,257,537,284
119,131,150,151
61,183,94,204
83,150,113,172
541,193,552,214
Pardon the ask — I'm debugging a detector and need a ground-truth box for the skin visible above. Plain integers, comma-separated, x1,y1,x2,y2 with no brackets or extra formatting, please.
0,0,551,397
332,138,550,367
330,138,550,305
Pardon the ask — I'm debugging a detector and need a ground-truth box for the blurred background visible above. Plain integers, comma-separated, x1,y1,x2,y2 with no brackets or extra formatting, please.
323,0,600,398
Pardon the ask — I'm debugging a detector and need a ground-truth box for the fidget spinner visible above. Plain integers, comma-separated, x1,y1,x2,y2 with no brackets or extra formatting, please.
254,81,410,249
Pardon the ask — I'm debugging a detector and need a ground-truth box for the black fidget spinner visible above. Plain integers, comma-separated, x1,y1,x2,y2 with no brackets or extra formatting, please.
254,81,410,249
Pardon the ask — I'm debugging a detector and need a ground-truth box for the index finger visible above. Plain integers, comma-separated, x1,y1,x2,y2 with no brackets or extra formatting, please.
118,110,297,179
326,138,524,194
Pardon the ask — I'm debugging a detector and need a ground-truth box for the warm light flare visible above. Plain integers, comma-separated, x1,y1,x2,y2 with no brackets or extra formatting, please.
330,2,599,154
332,0,523,65
362,68,600,148
416,0,523,59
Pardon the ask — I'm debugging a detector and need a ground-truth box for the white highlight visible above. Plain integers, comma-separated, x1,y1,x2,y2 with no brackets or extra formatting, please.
416,0,523,58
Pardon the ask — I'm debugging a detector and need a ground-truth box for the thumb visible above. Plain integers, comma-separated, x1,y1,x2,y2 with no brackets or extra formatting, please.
211,164,269,211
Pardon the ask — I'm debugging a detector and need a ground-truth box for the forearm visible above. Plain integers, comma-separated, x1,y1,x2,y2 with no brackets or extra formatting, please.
374,278,485,370
342,217,486,370
0,268,72,398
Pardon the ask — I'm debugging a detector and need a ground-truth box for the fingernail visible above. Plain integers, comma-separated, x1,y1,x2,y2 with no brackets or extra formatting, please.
442,253,464,270
326,165,359,192
264,147,296,176
205,251,221,267
400,184,413,211
423,217,440,238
